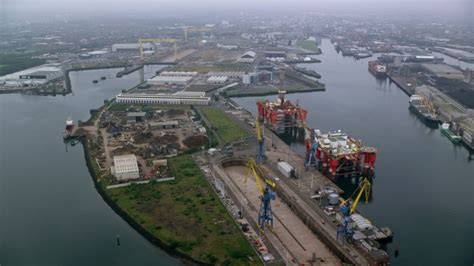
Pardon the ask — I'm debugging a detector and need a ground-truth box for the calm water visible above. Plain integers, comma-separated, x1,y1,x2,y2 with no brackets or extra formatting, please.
0,66,180,265
234,39,474,266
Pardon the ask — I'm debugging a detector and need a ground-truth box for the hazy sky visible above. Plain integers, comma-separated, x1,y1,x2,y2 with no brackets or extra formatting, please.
1,0,472,22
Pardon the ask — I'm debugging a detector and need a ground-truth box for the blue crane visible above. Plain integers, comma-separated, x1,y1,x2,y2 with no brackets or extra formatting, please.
245,159,276,229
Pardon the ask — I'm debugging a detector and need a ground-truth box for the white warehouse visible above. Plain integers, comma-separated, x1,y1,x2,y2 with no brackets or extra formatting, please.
115,91,211,105
112,154,140,181
147,76,193,85
207,76,228,84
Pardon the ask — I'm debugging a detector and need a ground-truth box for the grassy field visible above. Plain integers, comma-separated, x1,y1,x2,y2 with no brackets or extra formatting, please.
0,54,46,76
200,107,250,143
105,155,260,265
297,40,321,53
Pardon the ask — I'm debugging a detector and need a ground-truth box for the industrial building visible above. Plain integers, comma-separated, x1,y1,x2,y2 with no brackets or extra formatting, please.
421,63,465,80
207,76,228,84
217,43,239,50
207,71,244,79
159,71,198,77
0,64,62,87
112,43,153,52
115,91,211,105
264,50,287,59
243,73,258,85
112,154,140,181
149,120,179,129
238,51,257,63
147,76,193,86
127,112,146,123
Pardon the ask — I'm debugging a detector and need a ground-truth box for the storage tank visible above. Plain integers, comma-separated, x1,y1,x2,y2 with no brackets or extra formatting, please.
328,193,339,205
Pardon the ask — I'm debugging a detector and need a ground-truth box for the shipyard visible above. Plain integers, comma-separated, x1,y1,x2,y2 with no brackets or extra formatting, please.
2,3,474,266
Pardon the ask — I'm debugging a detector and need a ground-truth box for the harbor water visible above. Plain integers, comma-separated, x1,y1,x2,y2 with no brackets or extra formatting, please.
0,66,180,265
234,39,474,266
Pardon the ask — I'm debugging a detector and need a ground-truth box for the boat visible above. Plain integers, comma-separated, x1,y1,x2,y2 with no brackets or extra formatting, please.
409,94,439,127
440,123,462,144
101,76,106,80
368,61,387,78
63,116,75,139
355,51,372,59
92,80,98,84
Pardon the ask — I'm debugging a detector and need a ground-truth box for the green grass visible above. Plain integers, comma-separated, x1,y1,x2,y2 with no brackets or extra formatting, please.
297,40,320,52
200,107,250,143
0,54,46,76
105,155,260,265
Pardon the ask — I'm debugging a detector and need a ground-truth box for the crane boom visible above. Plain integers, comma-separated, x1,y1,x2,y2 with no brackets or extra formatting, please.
245,159,265,194
350,178,371,214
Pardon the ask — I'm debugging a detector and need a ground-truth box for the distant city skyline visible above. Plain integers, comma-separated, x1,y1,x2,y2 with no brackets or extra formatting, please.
1,0,472,22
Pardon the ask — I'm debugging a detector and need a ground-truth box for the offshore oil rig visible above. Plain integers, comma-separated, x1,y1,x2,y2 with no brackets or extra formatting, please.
256,91,377,180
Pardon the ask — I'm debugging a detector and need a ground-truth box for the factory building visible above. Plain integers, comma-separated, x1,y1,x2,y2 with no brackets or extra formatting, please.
217,43,239,50
159,71,198,77
238,51,257,63
112,154,140,181
207,76,228,84
264,50,287,58
116,91,211,105
147,76,193,86
0,64,62,87
207,71,244,79
127,112,146,123
112,43,153,52
243,73,258,85
149,120,179,129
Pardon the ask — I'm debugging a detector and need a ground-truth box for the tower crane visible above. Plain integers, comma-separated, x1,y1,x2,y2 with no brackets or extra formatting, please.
245,159,276,229
183,27,212,42
337,178,371,241
138,38,178,61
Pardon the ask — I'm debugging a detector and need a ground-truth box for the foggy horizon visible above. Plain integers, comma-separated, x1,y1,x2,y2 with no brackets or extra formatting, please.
2,0,473,23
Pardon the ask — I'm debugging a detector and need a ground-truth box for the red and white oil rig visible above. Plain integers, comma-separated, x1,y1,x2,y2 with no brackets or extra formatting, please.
257,92,377,180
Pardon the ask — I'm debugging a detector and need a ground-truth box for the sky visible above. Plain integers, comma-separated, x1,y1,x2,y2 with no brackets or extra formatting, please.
1,0,472,22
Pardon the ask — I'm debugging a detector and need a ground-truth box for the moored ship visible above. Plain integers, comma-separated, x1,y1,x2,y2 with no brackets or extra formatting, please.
409,94,439,127
440,123,462,144
63,116,75,138
368,60,387,78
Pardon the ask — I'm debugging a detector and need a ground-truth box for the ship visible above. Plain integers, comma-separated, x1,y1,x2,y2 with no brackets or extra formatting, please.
63,116,75,138
409,94,439,127
368,61,387,78
440,123,462,144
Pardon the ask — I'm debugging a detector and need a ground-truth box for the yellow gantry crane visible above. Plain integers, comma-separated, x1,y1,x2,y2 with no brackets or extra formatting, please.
337,178,371,240
245,159,276,229
340,177,371,215
183,27,212,42
138,38,178,61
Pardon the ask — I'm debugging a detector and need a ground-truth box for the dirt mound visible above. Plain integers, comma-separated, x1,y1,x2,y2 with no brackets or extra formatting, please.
183,135,209,148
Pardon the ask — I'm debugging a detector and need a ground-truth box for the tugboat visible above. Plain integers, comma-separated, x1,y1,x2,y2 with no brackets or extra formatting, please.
63,116,75,139
440,123,462,144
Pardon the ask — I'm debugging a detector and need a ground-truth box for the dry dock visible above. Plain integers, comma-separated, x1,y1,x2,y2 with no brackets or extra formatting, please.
220,164,342,265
